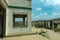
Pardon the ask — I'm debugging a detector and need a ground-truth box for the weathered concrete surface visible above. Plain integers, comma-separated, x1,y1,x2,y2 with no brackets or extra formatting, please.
1,28,60,40
6,8,31,35
2,30,60,40
3,35,49,40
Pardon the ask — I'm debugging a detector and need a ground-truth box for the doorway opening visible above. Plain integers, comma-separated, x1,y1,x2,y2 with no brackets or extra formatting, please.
0,5,6,38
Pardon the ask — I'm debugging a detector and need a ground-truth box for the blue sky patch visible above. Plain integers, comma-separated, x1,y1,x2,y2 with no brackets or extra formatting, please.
32,0,60,21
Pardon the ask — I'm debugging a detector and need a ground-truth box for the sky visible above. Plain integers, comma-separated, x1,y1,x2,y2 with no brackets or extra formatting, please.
32,0,60,21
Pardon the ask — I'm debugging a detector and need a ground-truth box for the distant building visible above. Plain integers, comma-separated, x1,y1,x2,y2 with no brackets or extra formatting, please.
32,18,60,30
0,0,31,37
51,18,60,30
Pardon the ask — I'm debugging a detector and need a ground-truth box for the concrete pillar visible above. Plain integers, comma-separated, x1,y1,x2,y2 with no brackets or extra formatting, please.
48,22,50,28
45,21,47,28
44,21,46,28
43,21,44,27
23,17,25,26
46,22,47,28
27,12,31,31
25,17,27,27
45,22,48,28
44,21,45,28
52,23,54,30
25,17,26,26
13,17,15,26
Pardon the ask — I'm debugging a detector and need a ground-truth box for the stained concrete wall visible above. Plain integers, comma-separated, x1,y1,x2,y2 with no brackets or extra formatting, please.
5,0,31,8
6,8,31,36
52,21,60,30
57,24,60,29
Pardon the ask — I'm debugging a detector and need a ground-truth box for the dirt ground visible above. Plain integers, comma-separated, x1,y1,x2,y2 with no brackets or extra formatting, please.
0,27,60,40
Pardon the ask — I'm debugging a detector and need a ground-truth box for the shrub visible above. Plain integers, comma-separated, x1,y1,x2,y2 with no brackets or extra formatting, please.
38,30,49,39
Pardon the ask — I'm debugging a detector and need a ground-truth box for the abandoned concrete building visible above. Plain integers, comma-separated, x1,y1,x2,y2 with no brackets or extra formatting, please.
32,18,60,30
0,0,31,37
43,18,60,30
51,18,60,30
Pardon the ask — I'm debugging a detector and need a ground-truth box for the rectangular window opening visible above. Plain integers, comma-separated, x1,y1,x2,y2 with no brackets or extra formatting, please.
13,14,28,28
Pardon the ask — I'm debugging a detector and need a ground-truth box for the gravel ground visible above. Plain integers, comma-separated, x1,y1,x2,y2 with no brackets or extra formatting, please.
3,35,49,40
0,27,60,40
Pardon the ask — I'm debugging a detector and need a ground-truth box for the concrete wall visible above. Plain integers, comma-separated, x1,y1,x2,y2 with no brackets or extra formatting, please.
52,21,60,30
57,24,60,29
5,0,31,8
6,8,31,36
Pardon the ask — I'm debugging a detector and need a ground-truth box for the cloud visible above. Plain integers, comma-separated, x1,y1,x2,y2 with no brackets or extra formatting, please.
34,13,48,20
45,0,52,6
32,12,60,20
52,13,58,16
41,0,60,6
38,12,47,15
52,0,60,6
40,0,44,2
35,8,42,11
32,13,40,18
32,13,42,21
46,12,60,19
44,13,47,15
44,0,60,6
32,0,60,20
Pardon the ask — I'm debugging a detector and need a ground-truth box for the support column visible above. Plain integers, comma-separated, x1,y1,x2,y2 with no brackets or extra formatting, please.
46,22,47,28
52,23,54,30
27,12,31,32
48,22,50,28
43,21,45,28
25,17,28,27
23,17,25,26
46,22,48,28
13,17,15,26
